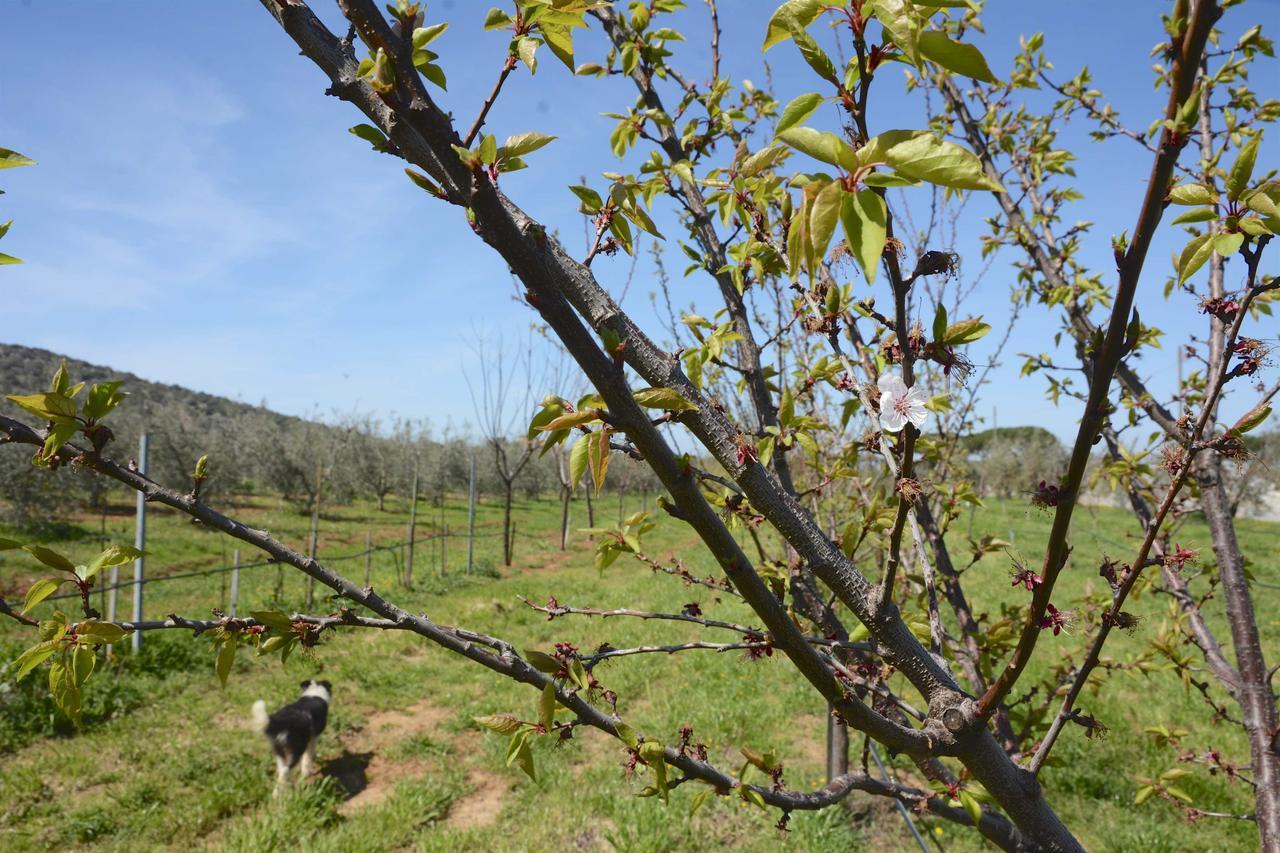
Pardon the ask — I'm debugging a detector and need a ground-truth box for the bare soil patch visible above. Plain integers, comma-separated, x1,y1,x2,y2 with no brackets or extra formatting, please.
442,768,509,829
327,699,452,815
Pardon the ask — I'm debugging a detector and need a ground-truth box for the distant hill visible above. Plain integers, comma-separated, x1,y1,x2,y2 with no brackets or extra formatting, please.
0,343,301,429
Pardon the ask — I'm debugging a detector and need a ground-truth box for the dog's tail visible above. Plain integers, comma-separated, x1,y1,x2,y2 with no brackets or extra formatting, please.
251,699,270,734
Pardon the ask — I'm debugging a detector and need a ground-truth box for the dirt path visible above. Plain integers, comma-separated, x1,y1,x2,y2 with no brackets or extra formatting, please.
323,698,508,828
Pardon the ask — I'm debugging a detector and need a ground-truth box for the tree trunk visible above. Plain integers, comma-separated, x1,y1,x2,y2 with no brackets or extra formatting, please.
502,480,514,566
559,484,570,551
1198,455,1280,849
585,487,595,527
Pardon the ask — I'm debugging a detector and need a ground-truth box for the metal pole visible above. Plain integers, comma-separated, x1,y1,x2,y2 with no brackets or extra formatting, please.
364,530,373,588
106,564,119,658
467,454,476,576
406,463,419,589
131,432,148,654
229,550,241,617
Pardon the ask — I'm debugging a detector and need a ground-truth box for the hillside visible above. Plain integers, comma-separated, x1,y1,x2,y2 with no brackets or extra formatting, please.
0,343,301,429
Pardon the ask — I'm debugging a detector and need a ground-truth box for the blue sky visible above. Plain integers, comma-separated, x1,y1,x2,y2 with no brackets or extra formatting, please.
1,1,1276,440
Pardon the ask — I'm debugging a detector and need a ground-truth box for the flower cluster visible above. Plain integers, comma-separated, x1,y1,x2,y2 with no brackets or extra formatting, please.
1199,295,1241,322
1039,603,1072,636
1163,544,1198,572
1031,480,1064,509
1011,564,1043,591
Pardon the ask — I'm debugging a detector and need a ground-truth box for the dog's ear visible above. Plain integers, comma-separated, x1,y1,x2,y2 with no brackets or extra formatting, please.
319,680,332,692
300,680,312,691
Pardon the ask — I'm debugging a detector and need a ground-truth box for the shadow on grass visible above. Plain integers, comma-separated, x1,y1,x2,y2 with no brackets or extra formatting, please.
323,750,373,799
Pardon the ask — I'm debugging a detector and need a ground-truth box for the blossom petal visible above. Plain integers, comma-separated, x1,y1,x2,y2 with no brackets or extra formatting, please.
879,407,906,433
905,402,929,429
877,371,907,396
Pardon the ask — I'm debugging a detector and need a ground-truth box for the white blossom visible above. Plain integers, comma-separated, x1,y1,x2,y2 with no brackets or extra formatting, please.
877,371,929,433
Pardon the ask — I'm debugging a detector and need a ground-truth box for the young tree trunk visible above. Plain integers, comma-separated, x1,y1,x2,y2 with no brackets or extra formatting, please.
502,480,514,566
1198,455,1280,848
559,484,570,551
585,487,595,527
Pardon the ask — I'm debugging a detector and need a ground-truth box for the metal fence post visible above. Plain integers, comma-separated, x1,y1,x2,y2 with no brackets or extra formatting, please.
131,432,148,654
229,550,241,617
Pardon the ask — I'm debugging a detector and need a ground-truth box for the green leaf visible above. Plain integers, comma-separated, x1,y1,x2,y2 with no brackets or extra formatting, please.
763,0,823,51
809,180,844,265
917,31,997,82
503,132,557,157
1226,136,1259,201
0,148,36,169
479,134,498,165
249,610,295,633
540,22,576,70
1134,784,1155,805
412,22,448,49
76,621,130,644
1231,403,1271,436
862,172,919,188
1245,188,1280,219
516,36,539,73
82,381,126,421
1214,232,1244,258
884,133,1003,191
943,318,991,344
49,654,82,724
474,713,523,735
588,427,612,496
840,188,888,284
632,387,697,411
777,127,856,169
568,432,591,491
615,722,639,749
21,578,62,614
349,124,388,150
569,185,603,213
24,545,75,574
1170,206,1216,225
506,730,536,780
215,640,237,687
690,787,712,815
775,93,825,136
958,790,983,826
71,643,96,687
1177,233,1215,283
6,392,77,420
538,410,599,431
524,649,562,673
0,537,22,551
1168,183,1217,206
539,683,556,730
84,544,144,581
790,28,839,84
872,0,922,66
13,641,58,681
0,252,21,265
932,303,948,341
483,8,512,30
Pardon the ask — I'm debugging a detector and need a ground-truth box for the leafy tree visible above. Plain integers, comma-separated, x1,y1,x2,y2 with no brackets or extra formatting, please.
3,1,1278,849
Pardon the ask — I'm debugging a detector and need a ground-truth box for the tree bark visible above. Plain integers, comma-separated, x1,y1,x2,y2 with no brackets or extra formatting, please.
502,480,514,566
1198,455,1280,848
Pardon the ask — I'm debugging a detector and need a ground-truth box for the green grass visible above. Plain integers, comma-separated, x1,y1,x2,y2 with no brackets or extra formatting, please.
0,492,1275,850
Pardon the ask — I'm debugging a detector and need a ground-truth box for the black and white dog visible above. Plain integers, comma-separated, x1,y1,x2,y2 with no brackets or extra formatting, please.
251,680,332,797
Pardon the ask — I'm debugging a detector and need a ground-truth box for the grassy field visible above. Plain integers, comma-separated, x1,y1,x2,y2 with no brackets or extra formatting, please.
0,490,1275,851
